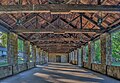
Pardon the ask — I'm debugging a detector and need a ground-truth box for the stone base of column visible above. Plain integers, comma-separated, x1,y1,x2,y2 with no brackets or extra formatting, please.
74,61,78,65
72,61,78,65
69,61,73,64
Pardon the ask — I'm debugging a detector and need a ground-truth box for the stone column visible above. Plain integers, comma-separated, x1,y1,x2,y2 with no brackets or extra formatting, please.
40,50,44,64
68,53,70,63
88,41,94,69
38,48,41,64
32,45,36,64
106,33,112,65
82,46,86,62
46,52,48,63
100,33,112,74
72,51,74,64
77,48,82,67
91,41,95,63
24,41,30,63
7,32,18,65
74,50,78,65
69,52,72,64
81,46,84,67
36,47,40,64
70,52,72,63
39,49,42,64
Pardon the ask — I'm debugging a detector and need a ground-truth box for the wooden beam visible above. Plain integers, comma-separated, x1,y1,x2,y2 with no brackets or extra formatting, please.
30,38,81,42
37,14,57,28
13,28,102,33
39,46,77,48
42,15,59,28
81,14,105,30
80,14,83,29
37,41,81,44
64,0,73,4
37,43,78,46
60,15,80,28
22,13,37,25
0,4,119,13
60,17,77,29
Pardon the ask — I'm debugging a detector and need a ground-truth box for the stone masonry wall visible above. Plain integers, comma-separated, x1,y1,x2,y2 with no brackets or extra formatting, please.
107,66,120,79
0,66,12,79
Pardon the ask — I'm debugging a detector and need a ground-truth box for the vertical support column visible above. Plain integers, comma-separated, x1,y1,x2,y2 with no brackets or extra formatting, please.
72,51,74,64
44,51,46,64
41,50,44,64
81,46,84,67
77,48,82,67
91,41,95,63
46,52,48,63
106,33,112,65
32,45,36,66
69,53,70,63
38,48,41,64
69,52,72,64
24,41,30,63
7,32,18,65
74,50,78,65
83,46,86,62
36,47,40,65
39,49,43,64
88,41,93,69
100,33,112,74
42,51,45,64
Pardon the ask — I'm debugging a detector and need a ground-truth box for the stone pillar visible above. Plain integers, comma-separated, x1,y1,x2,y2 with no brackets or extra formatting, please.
91,41,95,63
43,51,47,64
69,52,72,64
32,45,36,64
72,51,74,64
24,41,30,63
39,49,42,64
46,52,48,63
36,47,40,64
68,53,70,63
106,33,112,65
7,32,18,65
77,48,82,67
100,33,112,74
43,51,46,63
82,46,86,62
81,46,84,67
41,50,44,64
74,50,78,65
38,48,41,64
88,41,94,69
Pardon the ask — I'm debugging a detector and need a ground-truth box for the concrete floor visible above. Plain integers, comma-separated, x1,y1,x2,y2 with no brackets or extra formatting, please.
0,63,120,83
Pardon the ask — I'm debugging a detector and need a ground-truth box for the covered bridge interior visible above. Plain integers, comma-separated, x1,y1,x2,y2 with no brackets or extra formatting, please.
0,0,120,82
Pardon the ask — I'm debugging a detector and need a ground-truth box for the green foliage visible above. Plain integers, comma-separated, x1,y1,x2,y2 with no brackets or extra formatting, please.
94,40,101,63
18,57,24,64
18,39,24,52
111,30,120,60
0,62,8,66
0,32,7,48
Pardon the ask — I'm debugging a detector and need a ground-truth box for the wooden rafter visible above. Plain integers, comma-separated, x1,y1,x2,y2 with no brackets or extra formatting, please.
13,28,102,33
0,4,119,13
60,17,77,29
81,14,105,30
30,38,82,42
